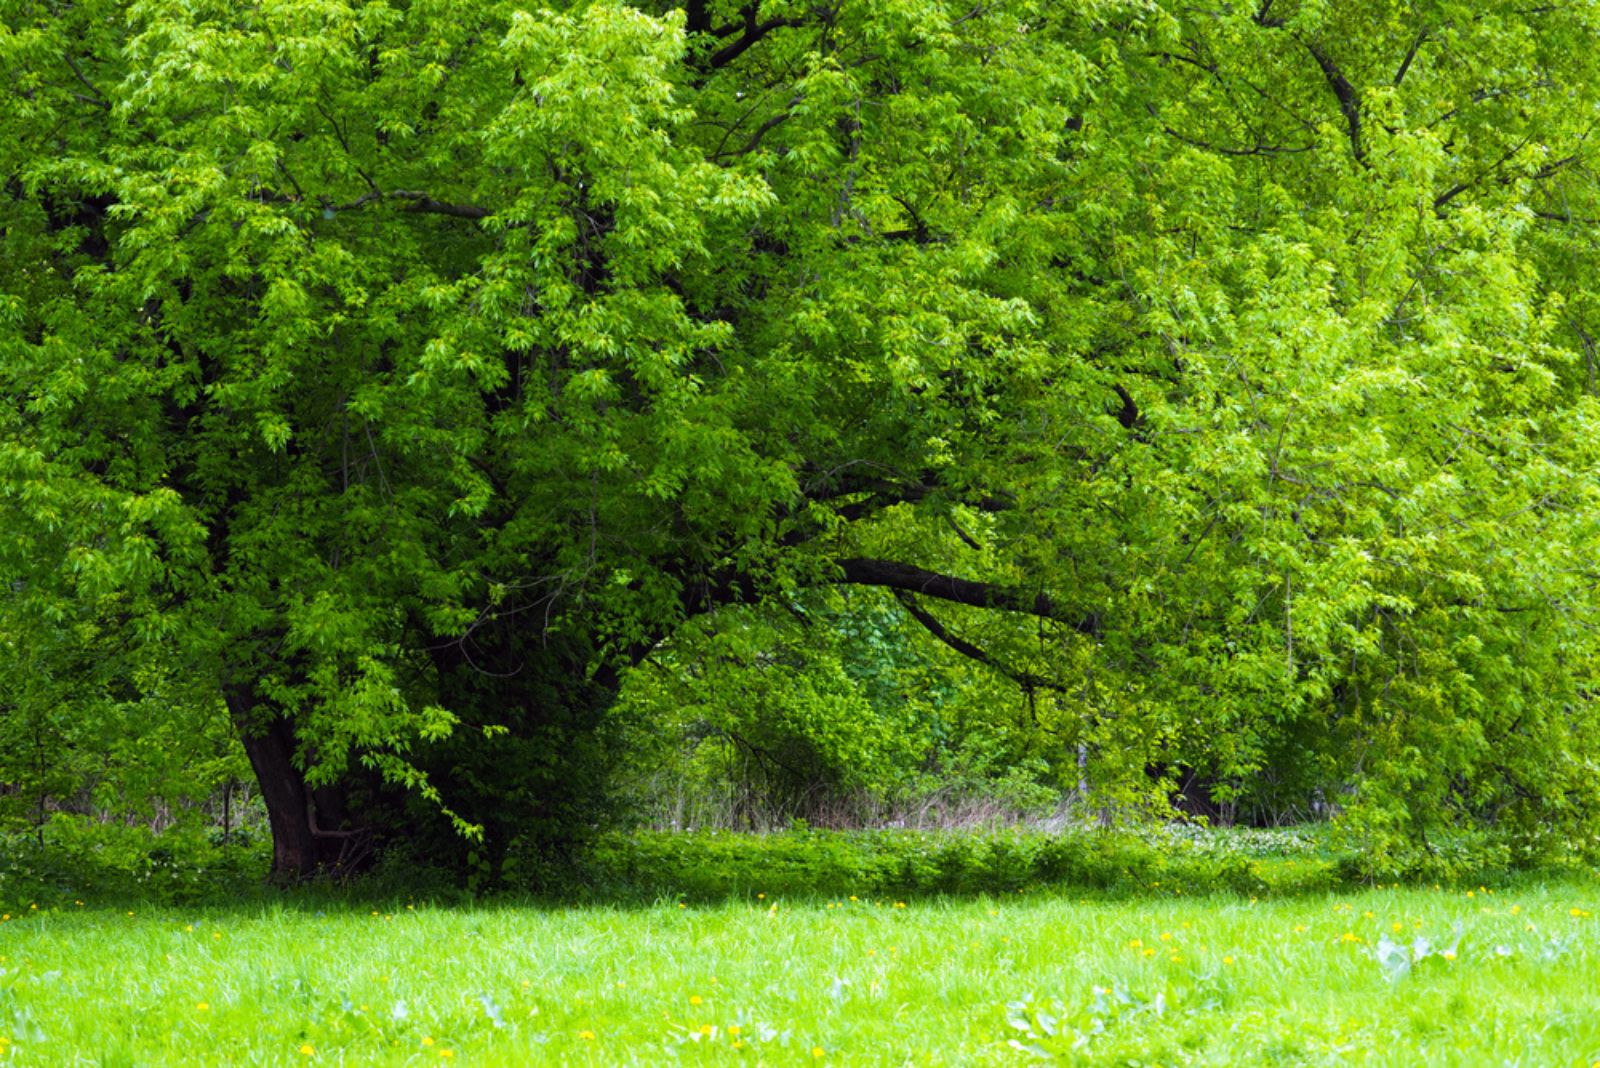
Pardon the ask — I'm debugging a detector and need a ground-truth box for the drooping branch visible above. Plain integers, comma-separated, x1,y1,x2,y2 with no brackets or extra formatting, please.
671,555,1098,653
835,557,1099,634
891,589,1067,692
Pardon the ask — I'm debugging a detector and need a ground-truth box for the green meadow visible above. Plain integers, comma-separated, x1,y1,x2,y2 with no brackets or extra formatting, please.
5,881,1600,1066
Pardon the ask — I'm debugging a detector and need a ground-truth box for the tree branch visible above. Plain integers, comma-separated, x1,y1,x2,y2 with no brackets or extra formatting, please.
835,557,1098,634
1393,29,1428,87
892,590,1067,691
1304,41,1366,167
62,52,111,111
685,0,712,36
324,189,489,220
708,6,802,70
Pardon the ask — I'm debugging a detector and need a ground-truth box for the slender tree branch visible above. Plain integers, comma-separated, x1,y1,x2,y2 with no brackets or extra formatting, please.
945,516,982,551
62,52,111,110
1393,29,1428,86
892,590,1067,692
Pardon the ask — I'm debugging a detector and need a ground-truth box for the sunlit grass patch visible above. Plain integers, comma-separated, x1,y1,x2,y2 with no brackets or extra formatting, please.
2,881,1599,1063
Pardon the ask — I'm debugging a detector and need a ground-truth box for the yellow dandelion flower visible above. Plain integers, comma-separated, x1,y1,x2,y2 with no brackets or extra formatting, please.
298,1045,315,1057
690,995,703,1005
1442,951,1456,961
699,1024,713,1036
728,1025,742,1036
422,1037,435,1047
1127,938,1142,948
1392,922,1403,933
1159,932,1172,942
1223,956,1234,965
1142,948,1156,957
578,1030,596,1041
733,1040,745,1049
812,1047,826,1058
440,1052,454,1060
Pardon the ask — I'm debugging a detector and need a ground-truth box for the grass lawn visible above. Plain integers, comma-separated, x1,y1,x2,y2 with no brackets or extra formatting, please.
3,881,1600,1065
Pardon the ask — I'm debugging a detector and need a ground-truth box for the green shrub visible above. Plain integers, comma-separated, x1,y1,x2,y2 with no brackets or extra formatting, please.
0,817,267,906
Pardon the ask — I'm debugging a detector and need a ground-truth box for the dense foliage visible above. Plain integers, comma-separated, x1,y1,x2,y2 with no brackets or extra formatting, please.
4,0,1600,879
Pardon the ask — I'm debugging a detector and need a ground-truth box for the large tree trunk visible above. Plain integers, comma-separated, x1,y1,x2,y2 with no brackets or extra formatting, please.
225,685,359,882
223,618,623,886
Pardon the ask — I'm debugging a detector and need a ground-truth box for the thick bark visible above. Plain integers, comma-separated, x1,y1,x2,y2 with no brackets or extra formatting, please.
225,685,359,882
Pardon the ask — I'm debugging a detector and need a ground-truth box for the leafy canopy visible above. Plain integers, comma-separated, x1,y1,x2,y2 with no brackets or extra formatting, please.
4,0,1600,871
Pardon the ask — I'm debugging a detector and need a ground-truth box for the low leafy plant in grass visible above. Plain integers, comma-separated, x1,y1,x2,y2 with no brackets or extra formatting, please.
3,880,1600,1064
5,818,1570,912
582,826,1345,903
0,818,270,907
